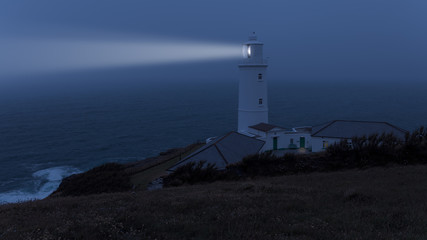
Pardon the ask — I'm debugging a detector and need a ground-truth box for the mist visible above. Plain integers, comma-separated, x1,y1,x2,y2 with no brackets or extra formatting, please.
0,0,426,87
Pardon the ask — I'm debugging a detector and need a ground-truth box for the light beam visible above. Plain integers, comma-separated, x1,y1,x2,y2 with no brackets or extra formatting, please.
0,37,241,77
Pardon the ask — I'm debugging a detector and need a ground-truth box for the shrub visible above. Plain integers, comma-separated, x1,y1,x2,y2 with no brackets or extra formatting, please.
163,161,220,187
227,152,315,177
323,133,407,168
403,126,427,163
52,163,132,197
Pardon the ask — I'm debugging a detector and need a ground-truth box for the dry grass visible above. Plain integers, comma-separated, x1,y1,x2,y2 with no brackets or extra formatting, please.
2,165,427,239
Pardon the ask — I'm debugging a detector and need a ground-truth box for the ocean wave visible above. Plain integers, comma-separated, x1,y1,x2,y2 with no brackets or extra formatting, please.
0,166,81,204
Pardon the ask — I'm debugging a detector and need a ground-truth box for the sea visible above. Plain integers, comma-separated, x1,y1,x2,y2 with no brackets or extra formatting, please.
1,73,426,204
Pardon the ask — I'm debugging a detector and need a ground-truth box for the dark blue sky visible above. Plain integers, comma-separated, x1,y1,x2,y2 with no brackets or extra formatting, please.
0,0,426,84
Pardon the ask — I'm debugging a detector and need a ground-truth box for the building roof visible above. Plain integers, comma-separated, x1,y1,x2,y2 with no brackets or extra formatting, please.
292,126,312,133
311,120,408,139
168,131,265,171
248,122,284,132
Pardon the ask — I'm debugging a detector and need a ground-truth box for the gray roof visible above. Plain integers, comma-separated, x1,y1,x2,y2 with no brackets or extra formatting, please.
293,126,312,133
312,120,408,139
249,122,284,132
168,131,265,171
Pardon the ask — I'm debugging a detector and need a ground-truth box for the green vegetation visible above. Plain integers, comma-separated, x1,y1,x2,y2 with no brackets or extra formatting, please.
51,163,131,197
325,126,427,168
163,161,221,187
2,165,427,239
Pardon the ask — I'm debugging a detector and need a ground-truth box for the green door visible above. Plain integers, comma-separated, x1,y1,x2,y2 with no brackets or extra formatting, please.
273,137,278,150
300,137,305,148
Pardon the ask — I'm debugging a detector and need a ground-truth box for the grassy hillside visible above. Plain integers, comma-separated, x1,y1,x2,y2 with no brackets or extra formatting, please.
2,165,427,239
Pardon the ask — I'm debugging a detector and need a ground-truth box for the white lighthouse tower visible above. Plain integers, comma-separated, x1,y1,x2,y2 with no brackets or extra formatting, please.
238,33,268,133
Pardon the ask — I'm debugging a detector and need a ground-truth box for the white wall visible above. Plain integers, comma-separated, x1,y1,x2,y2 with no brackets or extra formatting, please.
238,65,268,133
284,133,312,150
260,130,282,152
260,132,312,151
311,137,343,152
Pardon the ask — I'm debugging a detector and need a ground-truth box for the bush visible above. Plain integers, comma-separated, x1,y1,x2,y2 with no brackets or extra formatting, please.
227,152,314,177
52,163,132,197
403,126,427,163
163,161,220,187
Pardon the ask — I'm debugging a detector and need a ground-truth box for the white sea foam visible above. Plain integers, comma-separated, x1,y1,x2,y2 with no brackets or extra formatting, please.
0,166,81,204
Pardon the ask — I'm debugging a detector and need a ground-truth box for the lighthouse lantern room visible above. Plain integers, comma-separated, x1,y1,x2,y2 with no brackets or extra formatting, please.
238,33,269,133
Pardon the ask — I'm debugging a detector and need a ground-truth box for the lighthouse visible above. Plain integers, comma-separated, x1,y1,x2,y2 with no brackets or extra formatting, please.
238,33,268,133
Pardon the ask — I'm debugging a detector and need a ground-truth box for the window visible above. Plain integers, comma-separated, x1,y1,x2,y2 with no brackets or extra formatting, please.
290,138,294,144
259,98,263,105
347,140,352,148
323,141,329,149
258,74,263,80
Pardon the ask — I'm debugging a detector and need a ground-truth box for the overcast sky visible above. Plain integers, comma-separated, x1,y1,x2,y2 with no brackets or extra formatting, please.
0,0,426,85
